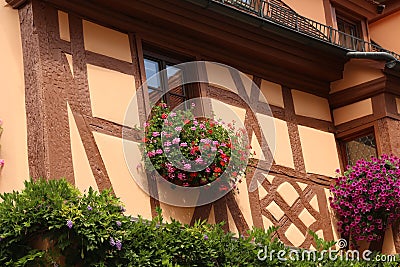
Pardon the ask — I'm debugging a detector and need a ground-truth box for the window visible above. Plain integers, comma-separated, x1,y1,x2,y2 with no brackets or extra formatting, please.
336,14,364,51
144,56,187,109
339,130,378,167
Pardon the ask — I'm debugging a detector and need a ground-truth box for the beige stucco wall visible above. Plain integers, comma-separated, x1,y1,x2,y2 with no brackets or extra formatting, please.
0,1,29,193
370,11,400,55
259,79,284,108
251,116,294,168
87,64,138,126
83,20,132,62
298,125,340,177
58,10,70,42
396,98,400,114
330,59,384,93
292,90,331,121
67,104,99,192
94,132,152,219
283,0,326,25
332,98,373,125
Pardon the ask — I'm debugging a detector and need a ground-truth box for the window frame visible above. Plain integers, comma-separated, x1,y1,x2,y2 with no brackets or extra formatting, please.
143,46,192,106
331,5,370,48
143,55,188,108
337,127,378,168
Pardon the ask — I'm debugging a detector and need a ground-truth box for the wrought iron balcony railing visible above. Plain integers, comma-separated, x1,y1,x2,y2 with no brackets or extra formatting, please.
214,0,400,60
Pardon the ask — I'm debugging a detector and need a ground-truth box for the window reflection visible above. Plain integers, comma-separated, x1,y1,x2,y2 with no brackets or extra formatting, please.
144,56,187,109
344,133,377,166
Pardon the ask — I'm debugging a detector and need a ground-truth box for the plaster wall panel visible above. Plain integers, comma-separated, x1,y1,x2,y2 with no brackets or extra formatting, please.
277,182,299,207
208,205,216,224
210,99,246,124
257,115,294,168
205,62,237,94
159,202,195,225
285,224,305,247
83,20,132,62
0,1,29,193
67,104,98,192
259,79,284,108
64,53,73,76
370,11,400,55
234,175,254,228
93,132,152,219
330,60,384,93
262,216,274,230
325,189,340,246
298,126,340,177
87,64,139,126
396,98,400,114
292,90,331,121
283,0,326,24
58,10,70,41
298,208,316,228
382,226,396,255
333,99,373,125
227,208,239,236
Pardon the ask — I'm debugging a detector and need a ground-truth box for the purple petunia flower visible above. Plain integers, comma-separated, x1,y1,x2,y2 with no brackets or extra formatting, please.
87,205,92,211
116,221,122,227
115,239,122,250
66,220,73,229
204,235,208,240
110,237,115,246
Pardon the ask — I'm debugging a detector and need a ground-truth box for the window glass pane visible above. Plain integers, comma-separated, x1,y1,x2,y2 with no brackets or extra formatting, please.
144,58,162,90
166,65,184,95
345,134,377,166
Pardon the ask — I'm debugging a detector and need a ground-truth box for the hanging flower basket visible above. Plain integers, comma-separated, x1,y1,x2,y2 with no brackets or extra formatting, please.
142,103,250,190
330,155,400,246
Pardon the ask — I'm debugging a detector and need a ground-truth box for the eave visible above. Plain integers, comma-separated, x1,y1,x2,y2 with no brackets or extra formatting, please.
7,0,350,96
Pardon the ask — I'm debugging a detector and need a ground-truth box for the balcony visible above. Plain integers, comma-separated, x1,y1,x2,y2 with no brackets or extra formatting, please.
212,0,400,60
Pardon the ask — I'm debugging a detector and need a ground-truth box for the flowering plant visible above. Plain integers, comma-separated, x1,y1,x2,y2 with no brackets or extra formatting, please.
142,103,250,189
330,155,400,244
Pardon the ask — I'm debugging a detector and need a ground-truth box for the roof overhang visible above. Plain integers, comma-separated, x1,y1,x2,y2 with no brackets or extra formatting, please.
7,0,350,96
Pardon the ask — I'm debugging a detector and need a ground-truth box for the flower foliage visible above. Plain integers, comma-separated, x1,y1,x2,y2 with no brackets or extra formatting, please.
143,103,250,189
0,179,398,266
330,155,400,244
0,178,129,266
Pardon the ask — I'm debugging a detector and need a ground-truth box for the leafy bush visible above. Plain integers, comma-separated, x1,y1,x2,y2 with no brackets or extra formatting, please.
0,179,398,266
330,155,400,244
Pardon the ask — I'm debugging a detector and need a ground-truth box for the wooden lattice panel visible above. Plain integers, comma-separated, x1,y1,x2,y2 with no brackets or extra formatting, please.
248,166,333,249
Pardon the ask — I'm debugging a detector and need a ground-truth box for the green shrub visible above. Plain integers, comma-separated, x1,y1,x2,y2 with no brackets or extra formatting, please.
0,178,398,266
